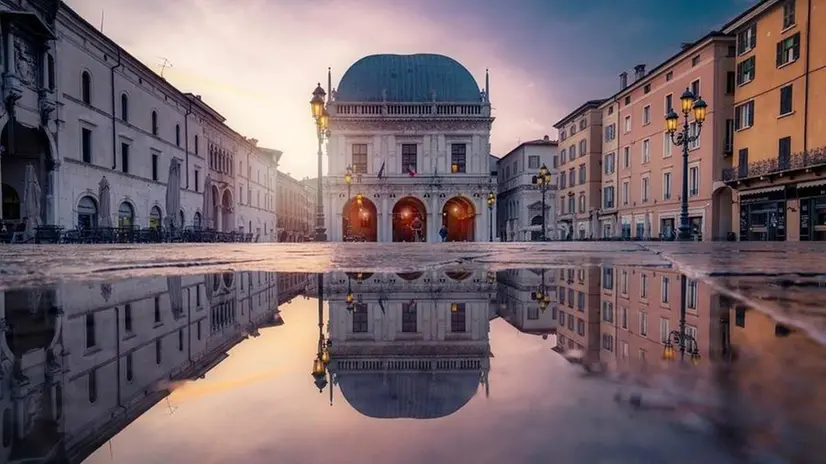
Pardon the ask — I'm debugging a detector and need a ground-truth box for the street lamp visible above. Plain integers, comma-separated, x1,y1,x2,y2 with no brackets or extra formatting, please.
530,269,552,311
662,274,702,365
311,273,330,391
665,88,707,241
344,165,353,239
310,83,330,242
345,275,355,311
531,164,553,241
486,192,496,242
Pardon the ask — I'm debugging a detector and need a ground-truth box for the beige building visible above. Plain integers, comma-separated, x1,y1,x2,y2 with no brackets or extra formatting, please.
598,98,620,237
553,266,601,364
553,100,605,239
276,172,313,242
607,34,735,240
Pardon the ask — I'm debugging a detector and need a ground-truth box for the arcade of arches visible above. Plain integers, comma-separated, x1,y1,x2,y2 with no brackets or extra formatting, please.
393,196,428,242
0,121,55,227
343,196,378,242
442,197,476,242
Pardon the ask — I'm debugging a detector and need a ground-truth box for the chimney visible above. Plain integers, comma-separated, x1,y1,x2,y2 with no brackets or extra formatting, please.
680,42,692,50
543,134,550,142
634,64,647,81
619,72,628,90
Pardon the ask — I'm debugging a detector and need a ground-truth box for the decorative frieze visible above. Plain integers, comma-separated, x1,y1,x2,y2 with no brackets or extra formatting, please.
330,119,493,133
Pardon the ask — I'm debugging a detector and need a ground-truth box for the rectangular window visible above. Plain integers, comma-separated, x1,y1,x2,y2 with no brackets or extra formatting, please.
783,1,796,29
578,165,586,184
660,318,670,343
737,23,756,55
568,168,575,186
640,312,648,336
687,280,698,309
777,33,801,67
642,177,650,203
663,132,672,158
401,143,417,173
602,267,614,290
604,153,615,174
621,307,628,329
691,79,700,98
644,84,651,94
689,166,699,196
451,303,467,332
568,196,575,214
528,155,540,169
154,296,161,323
624,115,631,133
194,169,200,193
622,181,629,205
692,55,700,67
780,85,793,115
737,57,756,85
602,301,614,323
121,143,130,173
726,71,736,94
124,304,133,333
663,172,672,200
665,94,673,113
623,147,630,168
661,276,670,303
688,121,701,150
642,139,650,163
779,136,792,170
621,270,628,294
85,314,95,349
352,303,368,333
81,128,92,163
451,144,467,173
569,144,576,159
738,148,749,177
402,302,417,332
603,186,614,209
735,101,755,130
642,105,651,125
641,273,648,299
579,139,587,155
152,154,159,181
351,144,368,174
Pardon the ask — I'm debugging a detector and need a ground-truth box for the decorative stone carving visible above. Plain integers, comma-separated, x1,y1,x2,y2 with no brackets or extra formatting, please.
39,94,56,126
330,119,493,132
14,37,38,87
100,284,112,302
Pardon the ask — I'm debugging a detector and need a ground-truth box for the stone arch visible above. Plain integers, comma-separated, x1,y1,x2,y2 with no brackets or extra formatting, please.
397,271,424,281
712,185,735,241
1,120,58,225
445,270,474,281
80,69,93,104
221,188,234,232
193,210,203,229
343,195,378,241
120,92,130,121
116,198,137,227
442,196,476,242
149,203,163,229
76,194,99,229
150,109,159,135
392,196,427,242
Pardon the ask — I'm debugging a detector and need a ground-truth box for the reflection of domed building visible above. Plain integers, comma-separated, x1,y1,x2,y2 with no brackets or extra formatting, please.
496,269,557,337
325,270,493,418
0,271,301,462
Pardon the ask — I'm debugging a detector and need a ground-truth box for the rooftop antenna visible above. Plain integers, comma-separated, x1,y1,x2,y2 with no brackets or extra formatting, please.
159,57,173,78
100,10,105,33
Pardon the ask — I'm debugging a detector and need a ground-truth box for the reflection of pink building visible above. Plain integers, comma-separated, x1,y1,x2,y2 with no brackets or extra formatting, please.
606,33,736,240
598,265,722,370
553,267,601,363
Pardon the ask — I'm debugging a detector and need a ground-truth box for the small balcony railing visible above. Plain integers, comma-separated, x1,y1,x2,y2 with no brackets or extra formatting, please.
722,146,826,182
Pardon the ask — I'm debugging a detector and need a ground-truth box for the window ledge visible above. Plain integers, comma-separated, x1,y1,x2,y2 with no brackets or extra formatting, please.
777,58,798,70
737,78,754,88
778,110,795,119
781,24,797,34
735,125,753,133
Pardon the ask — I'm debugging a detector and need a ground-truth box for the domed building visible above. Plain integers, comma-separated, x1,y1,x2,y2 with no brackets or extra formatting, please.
324,54,496,242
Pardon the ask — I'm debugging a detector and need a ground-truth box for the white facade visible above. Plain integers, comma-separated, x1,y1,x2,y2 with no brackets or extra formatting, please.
496,268,558,336
496,137,559,241
323,54,497,243
0,270,302,462
323,270,493,416
0,1,278,240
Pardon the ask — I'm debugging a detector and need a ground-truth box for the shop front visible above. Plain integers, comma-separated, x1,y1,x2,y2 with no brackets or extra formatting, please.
798,180,826,241
738,186,787,241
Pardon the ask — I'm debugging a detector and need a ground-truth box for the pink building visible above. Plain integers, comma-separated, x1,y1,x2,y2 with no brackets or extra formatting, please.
604,32,736,240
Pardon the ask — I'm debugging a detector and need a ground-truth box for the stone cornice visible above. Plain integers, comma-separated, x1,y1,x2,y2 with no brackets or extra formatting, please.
330,118,494,132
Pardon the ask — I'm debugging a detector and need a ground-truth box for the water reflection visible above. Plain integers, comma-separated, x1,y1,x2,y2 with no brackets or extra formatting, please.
317,270,495,418
0,271,307,463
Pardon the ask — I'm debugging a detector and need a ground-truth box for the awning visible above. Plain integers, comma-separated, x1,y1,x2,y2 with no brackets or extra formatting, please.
739,185,785,197
796,179,826,189
0,11,56,40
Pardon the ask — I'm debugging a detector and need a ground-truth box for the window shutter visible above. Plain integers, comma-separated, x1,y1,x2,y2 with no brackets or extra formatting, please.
747,102,754,127
734,105,741,130
776,41,783,67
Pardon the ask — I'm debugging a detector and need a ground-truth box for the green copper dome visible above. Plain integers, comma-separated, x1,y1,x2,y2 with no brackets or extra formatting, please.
335,53,482,103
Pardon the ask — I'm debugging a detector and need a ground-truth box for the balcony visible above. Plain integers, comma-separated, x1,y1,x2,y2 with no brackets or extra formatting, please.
722,146,826,183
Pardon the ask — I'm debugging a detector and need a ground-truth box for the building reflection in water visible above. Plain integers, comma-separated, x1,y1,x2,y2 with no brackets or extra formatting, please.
0,271,308,463
317,270,495,418
553,264,725,371
495,269,557,338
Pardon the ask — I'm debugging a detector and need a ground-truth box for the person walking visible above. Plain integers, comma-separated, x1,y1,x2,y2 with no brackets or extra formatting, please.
439,225,448,242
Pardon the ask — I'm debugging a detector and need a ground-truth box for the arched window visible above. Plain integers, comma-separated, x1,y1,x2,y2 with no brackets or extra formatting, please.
81,71,91,104
151,110,158,136
2,183,21,220
193,211,202,229
77,196,98,229
118,202,134,227
121,93,129,122
149,205,162,229
175,124,181,146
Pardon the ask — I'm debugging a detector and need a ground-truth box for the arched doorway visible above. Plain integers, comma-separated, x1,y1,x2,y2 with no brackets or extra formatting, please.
442,196,476,242
118,202,134,227
343,196,378,241
77,196,98,229
211,185,221,230
392,196,427,242
530,215,543,241
149,205,162,229
193,211,202,229
712,186,735,241
0,122,55,225
221,189,233,232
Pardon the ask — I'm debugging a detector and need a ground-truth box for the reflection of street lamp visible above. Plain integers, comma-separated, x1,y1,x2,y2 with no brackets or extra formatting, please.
662,275,702,365
356,193,363,207
487,192,496,242
532,164,552,241
344,166,353,239
310,84,330,242
311,274,330,392
345,276,355,311
530,269,551,311
665,88,707,241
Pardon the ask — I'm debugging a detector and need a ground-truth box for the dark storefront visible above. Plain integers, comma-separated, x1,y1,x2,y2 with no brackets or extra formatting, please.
798,182,826,241
739,187,786,241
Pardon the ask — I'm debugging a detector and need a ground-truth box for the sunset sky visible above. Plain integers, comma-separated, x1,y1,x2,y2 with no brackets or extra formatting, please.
65,0,755,179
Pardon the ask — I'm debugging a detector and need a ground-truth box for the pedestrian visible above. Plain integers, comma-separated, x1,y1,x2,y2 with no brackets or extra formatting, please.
439,226,448,242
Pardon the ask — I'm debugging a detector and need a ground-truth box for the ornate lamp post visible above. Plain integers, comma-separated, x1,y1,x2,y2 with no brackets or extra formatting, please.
530,269,552,311
486,192,496,242
310,84,331,242
531,164,553,241
665,89,707,241
662,275,702,365
311,273,330,392
344,165,353,239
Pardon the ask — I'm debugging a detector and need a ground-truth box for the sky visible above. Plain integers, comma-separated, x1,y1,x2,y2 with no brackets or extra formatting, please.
65,0,757,179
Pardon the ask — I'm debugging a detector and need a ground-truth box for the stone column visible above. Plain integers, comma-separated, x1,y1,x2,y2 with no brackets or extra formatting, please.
429,195,439,243
48,162,60,226
0,150,3,221
381,195,389,242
